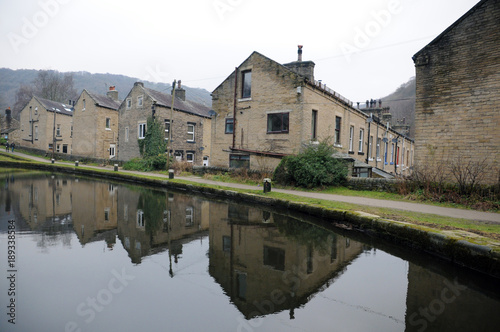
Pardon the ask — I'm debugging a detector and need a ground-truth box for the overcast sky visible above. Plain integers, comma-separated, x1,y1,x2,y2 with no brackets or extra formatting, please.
1,0,480,104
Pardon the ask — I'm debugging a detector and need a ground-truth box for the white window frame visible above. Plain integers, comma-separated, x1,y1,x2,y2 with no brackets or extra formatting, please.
105,118,111,130
126,98,131,109
137,210,145,228
185,207,194,227
186,152,194,163
56,124,61,137
138,122,146,139
187,123,195,142
164,119,170,140
349,126,354,152
358,128,364,153
109,144,116,158
137,95,143,107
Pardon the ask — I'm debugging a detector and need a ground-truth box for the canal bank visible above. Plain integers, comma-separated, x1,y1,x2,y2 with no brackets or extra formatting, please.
1,156,499,279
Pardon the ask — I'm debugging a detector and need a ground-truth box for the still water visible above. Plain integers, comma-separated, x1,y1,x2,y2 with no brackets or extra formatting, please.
0,171,499,332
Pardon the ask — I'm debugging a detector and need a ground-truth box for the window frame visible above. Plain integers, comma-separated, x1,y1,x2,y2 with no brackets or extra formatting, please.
311,110,318,141
334,116,342,145
187,123,195,142
105,117,111,130
186,151,194,163
225,118,234,134
126,98,131,109
267,112,289,134
358,128,364,153
349,126,354,152
138,122,146,139
137,95,143,107
241,70,252,99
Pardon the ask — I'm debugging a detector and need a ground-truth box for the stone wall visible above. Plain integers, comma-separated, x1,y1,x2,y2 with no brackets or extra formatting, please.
413,0,500,185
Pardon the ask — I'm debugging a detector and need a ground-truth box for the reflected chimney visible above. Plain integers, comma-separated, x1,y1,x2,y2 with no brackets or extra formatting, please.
298,45,303,62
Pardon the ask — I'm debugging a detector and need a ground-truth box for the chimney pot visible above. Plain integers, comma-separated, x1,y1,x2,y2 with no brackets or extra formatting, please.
297,45,303,62
109,86,115,91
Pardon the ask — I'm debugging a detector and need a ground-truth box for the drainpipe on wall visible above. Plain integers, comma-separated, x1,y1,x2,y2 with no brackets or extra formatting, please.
232,68,238,150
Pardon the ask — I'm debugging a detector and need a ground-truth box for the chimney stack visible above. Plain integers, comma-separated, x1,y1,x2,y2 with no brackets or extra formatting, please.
173,80,186,101
283,45,315,82
107,85,119,101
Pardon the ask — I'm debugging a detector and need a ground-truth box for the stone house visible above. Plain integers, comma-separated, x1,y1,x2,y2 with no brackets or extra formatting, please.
412,0,500,185
72,87,121,160
117,82,212,166
1,107,21,145
18,96,73,156
210,49,414,176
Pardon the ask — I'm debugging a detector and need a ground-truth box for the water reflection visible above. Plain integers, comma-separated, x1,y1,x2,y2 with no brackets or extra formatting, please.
1,172,499,332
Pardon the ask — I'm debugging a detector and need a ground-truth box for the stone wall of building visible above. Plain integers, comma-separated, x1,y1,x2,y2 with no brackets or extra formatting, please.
413,0,500,185
117,83,210,165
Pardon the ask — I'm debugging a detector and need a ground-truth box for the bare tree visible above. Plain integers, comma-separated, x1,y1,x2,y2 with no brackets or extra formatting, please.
13,70,78,117
449,156,489,195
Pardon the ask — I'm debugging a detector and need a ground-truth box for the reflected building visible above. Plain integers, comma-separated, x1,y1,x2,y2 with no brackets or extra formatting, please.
117,187,209,264
71,179,118,246
405,262,500,332
208,202,364,319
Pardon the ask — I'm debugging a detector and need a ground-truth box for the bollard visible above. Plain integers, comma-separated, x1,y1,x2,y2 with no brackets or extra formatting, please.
114,164,119,172
75,161,79,167
51,159,55,164
169,169,174,179
263,178,272,193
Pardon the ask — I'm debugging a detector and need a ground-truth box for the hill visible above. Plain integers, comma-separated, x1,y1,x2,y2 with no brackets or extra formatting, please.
380,76,416,138
0,68,213,115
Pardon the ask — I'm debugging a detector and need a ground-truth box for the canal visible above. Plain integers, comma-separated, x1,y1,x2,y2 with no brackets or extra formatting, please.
0,171,499,332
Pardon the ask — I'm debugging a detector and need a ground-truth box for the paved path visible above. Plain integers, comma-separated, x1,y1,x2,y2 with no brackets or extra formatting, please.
4,151,500,223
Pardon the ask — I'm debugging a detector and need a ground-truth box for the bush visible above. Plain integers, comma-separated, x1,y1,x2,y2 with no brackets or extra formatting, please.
273,140,348,188
123,155,168,172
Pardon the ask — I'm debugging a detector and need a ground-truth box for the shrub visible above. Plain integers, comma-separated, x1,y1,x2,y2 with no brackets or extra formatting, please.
273,140,348,188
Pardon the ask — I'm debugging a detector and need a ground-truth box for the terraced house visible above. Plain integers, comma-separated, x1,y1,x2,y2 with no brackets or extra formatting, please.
117,82,212,165
210,48,414,176
18,96,73,156
72,86,121,160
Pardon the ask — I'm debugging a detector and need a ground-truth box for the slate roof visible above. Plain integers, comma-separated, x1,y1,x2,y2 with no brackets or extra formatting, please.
86,91,121,110
144,87,211,118
35,96,74,116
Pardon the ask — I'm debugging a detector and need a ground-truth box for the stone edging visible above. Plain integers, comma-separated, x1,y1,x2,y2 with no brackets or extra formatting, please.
1,160,499,279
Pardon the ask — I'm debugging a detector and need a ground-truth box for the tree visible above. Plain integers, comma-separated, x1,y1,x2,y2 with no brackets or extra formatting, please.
273,139,348,188
13,70,78,116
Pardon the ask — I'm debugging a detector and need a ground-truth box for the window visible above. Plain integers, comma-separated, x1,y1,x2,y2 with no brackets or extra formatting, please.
104,208,110,222
390,143,395,164
109,144,116,158
62,144,68,154
56,124,61,137
369,136,373,159
164,120,170,140
263,246,285,271
225,118,234,134
48,143,53,150
186,152,194,163
138,122,146,139
311,110,317,140
34,126,38,140
376,137,381,160
125,127,129,142
126,98,131,109
34,107,38,115
185,207,193,227
223,236,231,252
187,123,195,142
241,70,251,98
56,144,60,153
349,126,354,152
237,273,247,301
335,116,341,145
267,113,289,133
384,141,388,164
358,128,364,153
137,210,145,228
137,95,143,107
105,118,111,130
82,99,86,110
229,154,250,168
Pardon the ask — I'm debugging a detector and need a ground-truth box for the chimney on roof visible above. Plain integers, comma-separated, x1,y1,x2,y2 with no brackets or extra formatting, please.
283,45,315,82
173,80,186,101
134,82,144,87
107,85,119,101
